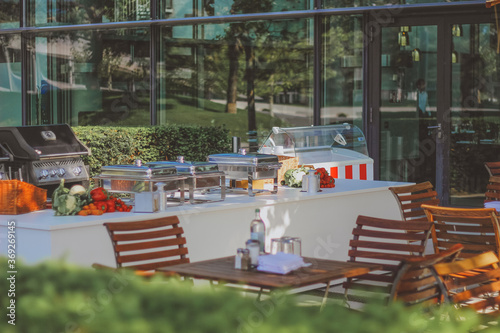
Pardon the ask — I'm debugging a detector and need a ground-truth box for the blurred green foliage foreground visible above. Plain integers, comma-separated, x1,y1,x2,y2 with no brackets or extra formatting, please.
0,257,496,333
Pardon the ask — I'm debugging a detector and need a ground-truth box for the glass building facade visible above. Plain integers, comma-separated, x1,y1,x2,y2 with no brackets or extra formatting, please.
1,0,499,206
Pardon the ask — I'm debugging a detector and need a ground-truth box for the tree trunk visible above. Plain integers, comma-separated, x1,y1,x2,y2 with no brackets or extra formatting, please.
269,74,274,117
245,43,257,151
226,42,240,114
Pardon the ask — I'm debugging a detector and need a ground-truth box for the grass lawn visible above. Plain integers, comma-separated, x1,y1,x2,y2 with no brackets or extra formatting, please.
81,94,290,145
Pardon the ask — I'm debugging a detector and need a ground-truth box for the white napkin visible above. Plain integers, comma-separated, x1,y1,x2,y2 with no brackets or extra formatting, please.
485,201,500,212
256,252,307,275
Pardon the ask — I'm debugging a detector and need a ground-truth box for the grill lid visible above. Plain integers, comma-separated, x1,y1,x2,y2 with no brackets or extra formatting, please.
208,150,280,167
0,143,12,162
0,124,90,160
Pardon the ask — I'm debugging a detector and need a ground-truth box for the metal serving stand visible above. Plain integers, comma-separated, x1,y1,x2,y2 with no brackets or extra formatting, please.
93,160,187,211
208,149,281,197
146,157,226,204
258,124,374,180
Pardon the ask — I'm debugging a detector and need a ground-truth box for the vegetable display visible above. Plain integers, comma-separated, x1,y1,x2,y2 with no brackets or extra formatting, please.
315,167,336,188
52,180,92,216
281,166,312,187
52,181,132,216
280,167,335,189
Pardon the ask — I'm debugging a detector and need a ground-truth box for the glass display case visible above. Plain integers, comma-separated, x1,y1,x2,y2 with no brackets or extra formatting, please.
259,124,374,180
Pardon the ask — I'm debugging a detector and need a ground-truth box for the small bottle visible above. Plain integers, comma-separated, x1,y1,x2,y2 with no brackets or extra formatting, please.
250,208,266,253
235,248,243,269
241,249,251,271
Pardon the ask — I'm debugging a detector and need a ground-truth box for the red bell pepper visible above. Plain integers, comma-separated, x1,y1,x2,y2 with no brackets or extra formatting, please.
93,201,108,213
106,199,116,212
90,187,108,202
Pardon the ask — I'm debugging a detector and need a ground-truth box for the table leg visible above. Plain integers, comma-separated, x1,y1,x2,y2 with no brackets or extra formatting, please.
320,281,331,311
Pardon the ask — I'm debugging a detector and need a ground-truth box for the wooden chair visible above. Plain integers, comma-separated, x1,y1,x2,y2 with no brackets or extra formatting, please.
93,216,189,276
485,176,500,203
485,161,500,177
389,181,440,222
422,204,500,258
434,250,500,320
389,244,463,306
342,215,434,305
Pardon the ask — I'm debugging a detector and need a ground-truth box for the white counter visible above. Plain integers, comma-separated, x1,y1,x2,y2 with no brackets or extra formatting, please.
0,179,408,267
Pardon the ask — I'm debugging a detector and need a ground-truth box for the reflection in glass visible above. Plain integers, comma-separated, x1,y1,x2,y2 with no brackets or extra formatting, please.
160,0,311,19
157,18,314,147
321,15,364,129
449,23,500,207
379,25,437,184
27,29,150,126
323,0,477,8
29,0,151,26
0,0,20,28
0,34,22,126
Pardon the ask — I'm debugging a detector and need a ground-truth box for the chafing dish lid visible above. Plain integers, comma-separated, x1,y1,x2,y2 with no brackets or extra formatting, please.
208,152,280,166
146,160,220,175
99,162,178,179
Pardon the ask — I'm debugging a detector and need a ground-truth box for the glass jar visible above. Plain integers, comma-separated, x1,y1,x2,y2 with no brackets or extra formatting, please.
246,239,260,267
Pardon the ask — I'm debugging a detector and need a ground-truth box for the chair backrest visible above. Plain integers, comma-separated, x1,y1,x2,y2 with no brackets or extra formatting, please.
389,181,440,222
104,216,189,271
485,176,500,203
485,161,500,177
422,204,500,258
344,215,433,304
389,243,463,306
434,250,500,317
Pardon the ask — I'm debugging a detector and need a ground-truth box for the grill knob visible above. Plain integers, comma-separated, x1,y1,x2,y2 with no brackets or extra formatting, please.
57,168,66,177
39,170,49,180
73,166,82,176
50,169,57,177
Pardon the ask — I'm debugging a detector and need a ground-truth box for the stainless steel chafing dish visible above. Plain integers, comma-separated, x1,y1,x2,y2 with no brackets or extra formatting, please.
93,160,188,210
208,149,281,196
146,157,226,204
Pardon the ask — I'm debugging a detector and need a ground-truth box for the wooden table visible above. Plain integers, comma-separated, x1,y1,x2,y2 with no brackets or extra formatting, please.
159,256,382,309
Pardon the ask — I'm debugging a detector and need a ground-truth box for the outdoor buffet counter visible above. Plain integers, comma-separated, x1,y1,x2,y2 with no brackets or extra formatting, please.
0,179,409,267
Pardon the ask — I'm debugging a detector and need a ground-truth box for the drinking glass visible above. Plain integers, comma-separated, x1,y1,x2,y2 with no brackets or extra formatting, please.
281,237,294,254
291,237,302,256
271,238,283,254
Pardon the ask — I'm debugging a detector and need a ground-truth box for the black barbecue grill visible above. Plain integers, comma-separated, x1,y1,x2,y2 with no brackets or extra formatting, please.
0,124,91,196
0,143,13,180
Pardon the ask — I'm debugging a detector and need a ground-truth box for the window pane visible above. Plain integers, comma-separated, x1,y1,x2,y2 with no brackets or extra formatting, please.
28,28,150,126
0,34,22,126
29,0,151,26
321,15,364,129
0,0,20,28
160,0,313,19
157,18,314,148
379,25,438,183
323,0,479,8
449,23,500,207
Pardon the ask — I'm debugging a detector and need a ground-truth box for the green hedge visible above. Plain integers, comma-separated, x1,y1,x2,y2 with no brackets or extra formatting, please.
0,258,487,333
72,125,231,177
